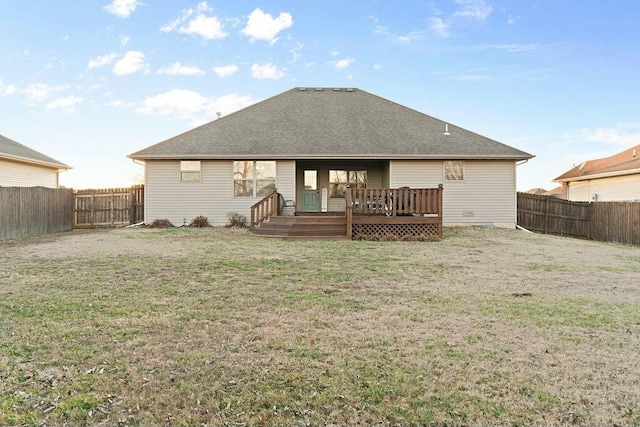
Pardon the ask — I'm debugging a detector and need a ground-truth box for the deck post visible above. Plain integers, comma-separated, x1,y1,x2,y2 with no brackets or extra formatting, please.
345,188,353,239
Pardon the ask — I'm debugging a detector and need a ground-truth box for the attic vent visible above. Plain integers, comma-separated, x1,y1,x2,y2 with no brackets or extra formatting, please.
315,88,323,92
298,88,306,91
346,88,354,92
444,124,451,136
333,88,341,92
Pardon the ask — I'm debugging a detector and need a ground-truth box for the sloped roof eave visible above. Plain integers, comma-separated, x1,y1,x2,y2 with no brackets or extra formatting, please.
128,153,534,161
555,168,640,183
0,153,71,170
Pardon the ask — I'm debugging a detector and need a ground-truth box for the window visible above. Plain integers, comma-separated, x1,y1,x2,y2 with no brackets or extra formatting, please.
233,161,276,197
329,170,367,198
443,161,464,181
181,161,201,181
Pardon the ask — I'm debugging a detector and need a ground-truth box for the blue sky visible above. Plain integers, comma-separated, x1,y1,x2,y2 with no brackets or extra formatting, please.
1,0,639,190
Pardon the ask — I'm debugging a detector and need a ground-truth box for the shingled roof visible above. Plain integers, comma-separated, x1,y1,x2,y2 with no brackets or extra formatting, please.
130,87,533,161
555,144,640,182
0,133,70,169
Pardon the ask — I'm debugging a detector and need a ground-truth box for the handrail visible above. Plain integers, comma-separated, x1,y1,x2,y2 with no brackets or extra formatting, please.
345,187,443,218
250,191,279,229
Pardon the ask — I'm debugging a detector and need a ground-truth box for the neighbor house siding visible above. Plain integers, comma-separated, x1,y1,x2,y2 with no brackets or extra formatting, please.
0,158,59,188
389,160,517,228
566,174,640,202
144,160,295,226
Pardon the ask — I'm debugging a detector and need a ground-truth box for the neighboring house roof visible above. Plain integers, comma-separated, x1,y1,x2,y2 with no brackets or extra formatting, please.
0,133,70,170
542,187,563,198
524,187,548,195
555,144,640,182
130,87,534,161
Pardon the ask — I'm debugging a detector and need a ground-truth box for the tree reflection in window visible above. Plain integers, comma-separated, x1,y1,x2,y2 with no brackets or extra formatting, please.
329,170,367,198
233,161,276,197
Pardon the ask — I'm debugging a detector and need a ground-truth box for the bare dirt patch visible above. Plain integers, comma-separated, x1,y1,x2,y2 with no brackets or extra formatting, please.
1,227,639,426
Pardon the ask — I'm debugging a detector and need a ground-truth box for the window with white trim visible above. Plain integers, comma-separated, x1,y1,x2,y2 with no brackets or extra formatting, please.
233,161,276,197
180,161,201,182
443,161,464,181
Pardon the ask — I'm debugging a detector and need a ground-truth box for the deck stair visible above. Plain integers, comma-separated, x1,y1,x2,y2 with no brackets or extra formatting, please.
251,215,348,239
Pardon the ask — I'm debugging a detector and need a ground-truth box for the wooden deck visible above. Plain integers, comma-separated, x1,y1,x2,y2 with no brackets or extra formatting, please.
250,187,443,240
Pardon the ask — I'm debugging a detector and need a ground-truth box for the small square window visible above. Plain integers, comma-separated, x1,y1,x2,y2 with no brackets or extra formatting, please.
181,161,201,181
444,161,464,181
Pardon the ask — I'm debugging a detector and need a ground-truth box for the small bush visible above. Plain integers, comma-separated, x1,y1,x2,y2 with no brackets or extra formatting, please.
227,213,248,228
189,215,211,228
148,219,173,228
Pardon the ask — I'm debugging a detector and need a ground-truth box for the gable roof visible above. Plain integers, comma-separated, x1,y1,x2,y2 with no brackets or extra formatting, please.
554,144,640,182
0,133,70,170
130,87,533,161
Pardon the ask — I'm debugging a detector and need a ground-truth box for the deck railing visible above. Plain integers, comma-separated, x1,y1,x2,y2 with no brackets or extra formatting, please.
250,191,279,229
346,187,443,239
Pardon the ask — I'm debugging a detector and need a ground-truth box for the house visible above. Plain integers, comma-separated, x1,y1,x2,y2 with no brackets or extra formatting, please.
0,133,70,188
524,188,548,196
554,144,640,202
523,187,563,198
129,87,534,231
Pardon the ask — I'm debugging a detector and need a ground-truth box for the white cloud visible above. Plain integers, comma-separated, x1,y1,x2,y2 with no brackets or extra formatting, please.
113,51,148,76
572,126,640,148
251,63,285,80
429,17,450,37
373,64,382,71
289,42,304,63
24,83,68,103
157,62,205,76
212,64,239,78
452,0,493,21
103,0,141,18
241,8,293,43
375,26,424,43
335,57,355,70
120,35,130,46
88,52,118,69
428,0,492,37
106,99,135,107
46,96,83,111
136,89,257,124
0,80,16,97
329,49,340,56
161,2,227,41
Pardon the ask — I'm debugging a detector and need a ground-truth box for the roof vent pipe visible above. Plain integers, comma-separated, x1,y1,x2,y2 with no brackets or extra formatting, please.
444,124,451,136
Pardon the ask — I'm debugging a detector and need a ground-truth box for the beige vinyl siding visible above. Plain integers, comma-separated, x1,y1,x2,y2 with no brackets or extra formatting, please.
566,181,590,201
567,174,640,202
144,160,295,226
389,160,517,228
0,158,59,188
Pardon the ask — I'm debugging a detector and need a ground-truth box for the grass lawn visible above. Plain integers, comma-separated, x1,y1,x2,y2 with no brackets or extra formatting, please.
1,226,640,426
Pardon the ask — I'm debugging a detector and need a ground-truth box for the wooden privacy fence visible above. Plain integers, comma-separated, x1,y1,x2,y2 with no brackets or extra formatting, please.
0,186,74,241
517,192,640,246
74,185,144,227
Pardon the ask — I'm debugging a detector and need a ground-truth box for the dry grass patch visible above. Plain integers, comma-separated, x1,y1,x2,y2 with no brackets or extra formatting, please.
1,227,640,426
